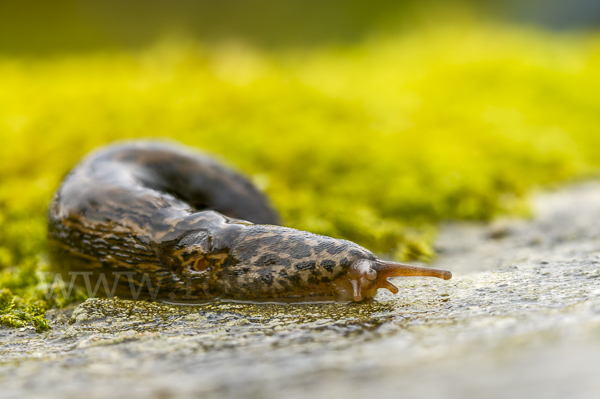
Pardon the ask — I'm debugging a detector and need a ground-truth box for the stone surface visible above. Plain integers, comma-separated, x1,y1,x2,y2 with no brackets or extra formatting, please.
3,182,600,399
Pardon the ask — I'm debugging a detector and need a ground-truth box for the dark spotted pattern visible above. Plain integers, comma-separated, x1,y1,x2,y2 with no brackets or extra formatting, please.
295,261,316,271
320,260,336,272
47,140,386,302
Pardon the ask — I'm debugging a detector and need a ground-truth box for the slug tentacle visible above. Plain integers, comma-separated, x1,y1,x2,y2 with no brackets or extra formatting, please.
373,260,451,296
48,140,452,303
345,259,452,302
375,260,452,280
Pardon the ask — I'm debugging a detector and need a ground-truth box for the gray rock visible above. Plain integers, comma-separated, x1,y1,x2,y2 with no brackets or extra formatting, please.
3,182,600,399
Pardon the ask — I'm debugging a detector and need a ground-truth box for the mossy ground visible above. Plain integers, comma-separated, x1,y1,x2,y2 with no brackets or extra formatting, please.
2,14,600,329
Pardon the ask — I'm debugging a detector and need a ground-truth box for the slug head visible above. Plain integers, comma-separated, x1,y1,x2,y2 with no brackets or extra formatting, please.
339,258,452,301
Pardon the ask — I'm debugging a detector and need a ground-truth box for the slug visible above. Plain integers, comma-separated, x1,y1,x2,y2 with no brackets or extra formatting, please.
47,141,451,303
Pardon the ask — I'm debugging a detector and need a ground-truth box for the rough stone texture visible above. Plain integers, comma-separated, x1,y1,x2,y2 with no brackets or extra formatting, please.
3,182,600,399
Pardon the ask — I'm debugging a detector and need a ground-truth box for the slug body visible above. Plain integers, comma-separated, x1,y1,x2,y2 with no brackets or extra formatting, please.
48,141,451,303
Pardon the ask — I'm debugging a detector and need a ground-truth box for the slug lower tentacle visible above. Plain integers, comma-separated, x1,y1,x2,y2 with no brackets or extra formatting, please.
47,140,452,303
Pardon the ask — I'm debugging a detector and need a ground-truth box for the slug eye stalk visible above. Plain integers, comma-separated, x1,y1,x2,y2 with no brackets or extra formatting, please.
349,259,452,301
374,260,452,281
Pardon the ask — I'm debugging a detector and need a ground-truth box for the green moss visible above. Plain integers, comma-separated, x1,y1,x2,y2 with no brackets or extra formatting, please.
2,15,600,329
0,288,49,332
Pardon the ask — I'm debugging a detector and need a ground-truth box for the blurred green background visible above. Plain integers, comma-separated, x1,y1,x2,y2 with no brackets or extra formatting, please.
2,0,600,329
3,0,600,54
2,0,482,53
